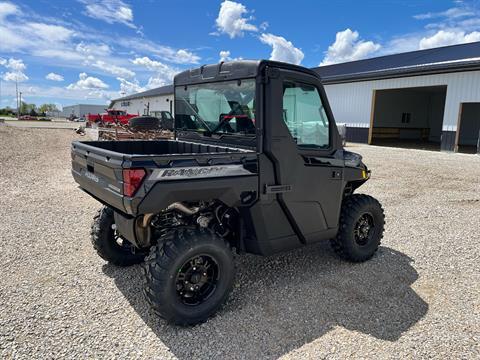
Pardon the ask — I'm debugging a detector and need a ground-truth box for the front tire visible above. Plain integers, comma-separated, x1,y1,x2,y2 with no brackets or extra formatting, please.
142,228,235,326
91,206,146,266
331,194,385,262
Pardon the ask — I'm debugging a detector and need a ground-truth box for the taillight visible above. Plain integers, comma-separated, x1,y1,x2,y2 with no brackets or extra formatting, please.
123,168,146,197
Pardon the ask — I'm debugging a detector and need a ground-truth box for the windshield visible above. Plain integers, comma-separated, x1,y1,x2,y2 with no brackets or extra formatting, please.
175,79,256,136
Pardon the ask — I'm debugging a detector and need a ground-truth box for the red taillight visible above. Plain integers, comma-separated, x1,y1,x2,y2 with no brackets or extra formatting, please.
123,168,146,197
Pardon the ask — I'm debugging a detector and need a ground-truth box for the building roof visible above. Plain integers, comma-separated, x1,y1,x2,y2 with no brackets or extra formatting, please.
112,84,174,102
313,41,480,84
63,104,106,107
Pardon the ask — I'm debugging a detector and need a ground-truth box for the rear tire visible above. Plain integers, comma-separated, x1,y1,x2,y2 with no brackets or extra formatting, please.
331,194,385,262
91,206,146,266
142,228,235,326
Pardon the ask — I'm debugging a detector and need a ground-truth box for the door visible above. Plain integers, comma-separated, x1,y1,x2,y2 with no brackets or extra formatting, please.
263,67,344,244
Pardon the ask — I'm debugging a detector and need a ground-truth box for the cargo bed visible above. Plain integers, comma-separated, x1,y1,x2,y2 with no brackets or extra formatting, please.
78,139,250,156
71,139,257,215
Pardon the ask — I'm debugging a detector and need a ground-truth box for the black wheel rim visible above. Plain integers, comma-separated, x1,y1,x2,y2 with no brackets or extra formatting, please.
354,213,375,246
175,255,219,306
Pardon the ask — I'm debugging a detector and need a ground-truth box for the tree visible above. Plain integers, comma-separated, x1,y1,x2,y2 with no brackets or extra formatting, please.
19,102,37,115
19,101,28,115
0,107,14,116
38,103,59,113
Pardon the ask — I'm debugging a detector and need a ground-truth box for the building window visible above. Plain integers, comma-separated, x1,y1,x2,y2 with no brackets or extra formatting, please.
121,101,130,107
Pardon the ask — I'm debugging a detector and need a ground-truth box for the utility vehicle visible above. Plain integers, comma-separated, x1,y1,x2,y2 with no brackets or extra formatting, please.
87,108,137,126
72,60,385,325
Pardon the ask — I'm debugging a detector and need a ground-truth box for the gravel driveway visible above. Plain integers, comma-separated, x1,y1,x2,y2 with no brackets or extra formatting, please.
0,124,479,359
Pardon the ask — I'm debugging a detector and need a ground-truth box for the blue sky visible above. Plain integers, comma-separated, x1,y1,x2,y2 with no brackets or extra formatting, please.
1,0,480,109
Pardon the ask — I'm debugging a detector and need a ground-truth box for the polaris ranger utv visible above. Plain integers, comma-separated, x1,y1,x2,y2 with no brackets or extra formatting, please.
72,60,385,325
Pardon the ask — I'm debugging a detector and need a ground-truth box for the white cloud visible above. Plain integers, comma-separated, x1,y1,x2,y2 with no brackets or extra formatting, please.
0,2,18,20
1,58,28,82
118,38,200,64
259,21,268,31
2,58,26,72
320,29,381,65
215,0,257,38
131,56,176,74
26,22,74,42
146,75,171,89
0,10,76,55
76,42,111,58
131,56,178,89
67,72,109,90
419,30,480,49
414,6,474,20
91,60,135,78
3,71,28,82
80,0,135,28
259,33,304,65
33,49,85,62
175,49,200,64
46,72,64,81
117,77,144,95
219,50,231,62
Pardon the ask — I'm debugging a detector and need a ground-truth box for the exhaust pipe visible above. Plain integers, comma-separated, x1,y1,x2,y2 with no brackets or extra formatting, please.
166,202,199,216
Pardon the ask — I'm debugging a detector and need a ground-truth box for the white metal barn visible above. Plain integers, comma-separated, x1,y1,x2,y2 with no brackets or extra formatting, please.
110,85,174,118
314,41,480,153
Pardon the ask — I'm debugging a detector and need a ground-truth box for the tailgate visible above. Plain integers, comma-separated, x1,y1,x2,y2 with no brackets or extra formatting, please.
71,142,126,212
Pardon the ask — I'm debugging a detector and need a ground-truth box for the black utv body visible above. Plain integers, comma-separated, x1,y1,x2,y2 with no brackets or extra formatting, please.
72,60,385,325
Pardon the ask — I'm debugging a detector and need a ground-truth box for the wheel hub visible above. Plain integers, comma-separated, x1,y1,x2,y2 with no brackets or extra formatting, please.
354,213,375,246
176,255,219,305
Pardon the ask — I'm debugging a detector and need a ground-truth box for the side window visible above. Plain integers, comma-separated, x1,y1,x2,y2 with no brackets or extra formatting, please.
282,81,330,149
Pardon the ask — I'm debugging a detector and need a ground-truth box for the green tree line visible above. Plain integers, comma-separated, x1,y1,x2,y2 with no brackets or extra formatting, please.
0,103,60,116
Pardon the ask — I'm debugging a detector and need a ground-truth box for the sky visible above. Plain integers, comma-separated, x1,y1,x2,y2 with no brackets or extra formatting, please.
1,0,480,109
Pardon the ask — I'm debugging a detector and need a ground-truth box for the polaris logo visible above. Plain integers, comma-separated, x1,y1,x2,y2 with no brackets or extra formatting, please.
85,171,99,183
161,167,227,178
151,165,252,181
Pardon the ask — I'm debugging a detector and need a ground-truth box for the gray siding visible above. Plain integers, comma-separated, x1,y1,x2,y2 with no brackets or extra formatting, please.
61,104,105,118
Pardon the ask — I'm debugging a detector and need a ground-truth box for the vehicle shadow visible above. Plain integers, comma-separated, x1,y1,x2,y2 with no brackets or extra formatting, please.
102,243,428,359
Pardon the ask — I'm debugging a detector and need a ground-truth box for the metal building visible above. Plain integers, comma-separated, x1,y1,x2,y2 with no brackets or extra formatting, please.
110,85,174,118
315,41,480,153
61,104,106,119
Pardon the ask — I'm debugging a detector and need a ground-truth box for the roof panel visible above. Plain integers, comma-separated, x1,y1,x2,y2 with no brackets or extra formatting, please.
313,41,480,83
113,84,174,102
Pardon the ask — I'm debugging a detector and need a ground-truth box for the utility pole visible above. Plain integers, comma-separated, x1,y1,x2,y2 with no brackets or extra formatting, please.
19,91,22,116
16,78,19,119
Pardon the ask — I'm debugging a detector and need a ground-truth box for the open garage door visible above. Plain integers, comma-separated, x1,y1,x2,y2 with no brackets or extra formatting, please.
370,86,447,151
457,103,480,154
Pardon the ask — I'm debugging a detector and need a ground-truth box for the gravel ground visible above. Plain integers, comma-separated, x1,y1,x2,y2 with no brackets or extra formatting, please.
0,124,479,359
3,119,79,129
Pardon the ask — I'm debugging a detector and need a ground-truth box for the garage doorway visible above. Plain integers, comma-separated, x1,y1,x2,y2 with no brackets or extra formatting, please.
456,103,480,154
369,86,447,151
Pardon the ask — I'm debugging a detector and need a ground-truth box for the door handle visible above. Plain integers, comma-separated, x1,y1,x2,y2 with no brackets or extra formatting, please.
264,184,293,194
